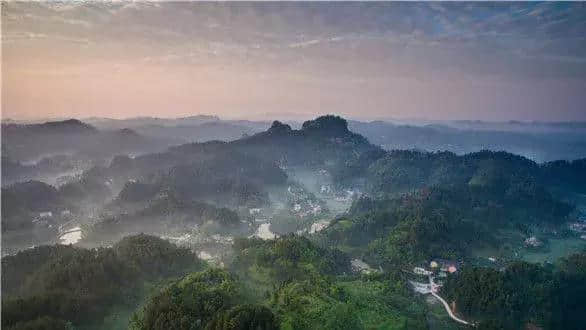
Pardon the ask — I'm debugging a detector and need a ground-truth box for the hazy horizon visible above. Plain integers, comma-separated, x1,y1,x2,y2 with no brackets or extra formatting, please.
3,2,586,122
4,112,586,125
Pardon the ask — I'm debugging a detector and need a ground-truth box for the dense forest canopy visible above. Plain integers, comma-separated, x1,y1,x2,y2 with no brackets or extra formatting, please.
2,235,203,329
441,252,586,329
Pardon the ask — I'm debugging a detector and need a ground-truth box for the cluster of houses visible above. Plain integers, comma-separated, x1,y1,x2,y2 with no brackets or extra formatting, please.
309,220,330,234
569,220,586,240
413,259,459,279
249,208,268,223
569,222,586,232
351,258,378,274
524,236,543,248
314,168,361,202
286,185,325,218
336,189,360,202
248,201,323,224
320,184,333,194
318,184,360,203
292,201,323,217
409,260,460,295
32,209,72,228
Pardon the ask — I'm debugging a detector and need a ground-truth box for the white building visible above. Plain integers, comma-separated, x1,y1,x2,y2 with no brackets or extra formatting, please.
311,205,322,215
249,208,262,215
569,222,586,232
351,259,375,274
524,236,543,247
413,267,432,276
435,259,459,273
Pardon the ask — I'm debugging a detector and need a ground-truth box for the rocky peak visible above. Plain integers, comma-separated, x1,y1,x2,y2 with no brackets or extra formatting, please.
301,115,349,137
267,120,292,134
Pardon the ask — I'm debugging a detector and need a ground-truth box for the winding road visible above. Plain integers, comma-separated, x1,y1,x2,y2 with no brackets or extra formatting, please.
428,275,473,326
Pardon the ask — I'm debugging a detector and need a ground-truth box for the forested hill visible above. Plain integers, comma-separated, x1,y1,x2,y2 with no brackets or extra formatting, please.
58,115,379,210
334,149,586,197
440,252,586,329
227,115,381,167
1,119,175,159
1,235,204,329
324,147,585,265
348,120,586,162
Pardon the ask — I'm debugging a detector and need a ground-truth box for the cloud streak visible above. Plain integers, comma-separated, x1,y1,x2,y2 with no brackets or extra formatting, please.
2,2,586,121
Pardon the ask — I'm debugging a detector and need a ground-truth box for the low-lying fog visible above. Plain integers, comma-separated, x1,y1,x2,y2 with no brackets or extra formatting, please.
2,161,358,267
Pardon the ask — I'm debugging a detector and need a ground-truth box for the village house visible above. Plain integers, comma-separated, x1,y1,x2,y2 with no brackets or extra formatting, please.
293,203,302,212
432,259,459,273
287,185,304,196
569,222,586,232
413,267,432,276
39,211,53,218
524,236,543,248
249,208,262,215
311,205,322,215
31,218,48,226
351,259,375,274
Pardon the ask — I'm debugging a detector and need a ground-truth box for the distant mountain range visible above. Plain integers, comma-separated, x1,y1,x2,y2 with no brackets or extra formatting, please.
1,119,174,162
3,115,585,168
348,120,586,162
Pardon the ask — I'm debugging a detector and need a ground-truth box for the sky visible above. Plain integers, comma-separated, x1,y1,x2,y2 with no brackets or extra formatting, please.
2,1,586,122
